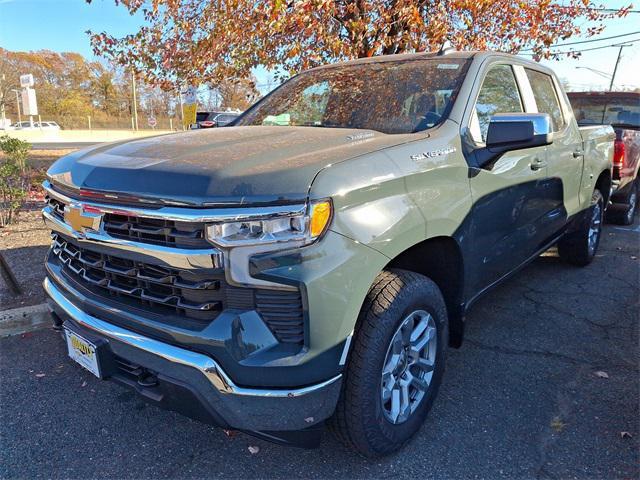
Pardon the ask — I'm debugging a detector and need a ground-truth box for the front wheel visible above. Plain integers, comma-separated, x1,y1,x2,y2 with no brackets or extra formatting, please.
558,189,604,266
328,269,448,457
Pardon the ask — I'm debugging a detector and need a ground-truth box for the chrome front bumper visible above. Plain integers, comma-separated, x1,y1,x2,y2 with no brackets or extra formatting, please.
44,277,342,432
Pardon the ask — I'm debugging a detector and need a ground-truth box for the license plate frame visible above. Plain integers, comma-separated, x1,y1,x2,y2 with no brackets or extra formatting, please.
64,328,102,378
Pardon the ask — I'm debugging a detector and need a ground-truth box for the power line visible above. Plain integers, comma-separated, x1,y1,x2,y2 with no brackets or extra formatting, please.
587,8,640,13
520,30,640,51
520,38,640,56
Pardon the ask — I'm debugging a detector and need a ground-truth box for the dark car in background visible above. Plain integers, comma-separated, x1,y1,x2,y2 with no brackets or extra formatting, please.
568,91,640,225
195,111,241,128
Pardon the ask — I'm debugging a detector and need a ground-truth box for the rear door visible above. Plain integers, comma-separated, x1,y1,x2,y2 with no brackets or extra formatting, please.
525,68,584,224
461,62,556,298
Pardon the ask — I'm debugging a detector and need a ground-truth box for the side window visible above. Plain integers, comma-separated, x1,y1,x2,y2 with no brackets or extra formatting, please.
472,65,524,143
525,69,566,131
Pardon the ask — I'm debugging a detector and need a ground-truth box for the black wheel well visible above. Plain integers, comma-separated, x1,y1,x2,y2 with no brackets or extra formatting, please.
595,169,612,205
386,236,465,347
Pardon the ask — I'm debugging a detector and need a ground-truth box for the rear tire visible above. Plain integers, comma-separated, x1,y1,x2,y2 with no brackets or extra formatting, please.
558,189,604,266
328,269,448,457
607,181,637,226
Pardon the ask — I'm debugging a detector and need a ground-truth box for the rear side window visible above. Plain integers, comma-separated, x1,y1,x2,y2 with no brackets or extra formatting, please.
472,65,524,143
525,69,566,131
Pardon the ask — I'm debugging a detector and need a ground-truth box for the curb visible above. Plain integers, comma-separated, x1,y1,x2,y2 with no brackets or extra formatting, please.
0,303,51,337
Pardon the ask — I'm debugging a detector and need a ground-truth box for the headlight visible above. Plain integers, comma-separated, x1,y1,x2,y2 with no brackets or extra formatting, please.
206,199,332,248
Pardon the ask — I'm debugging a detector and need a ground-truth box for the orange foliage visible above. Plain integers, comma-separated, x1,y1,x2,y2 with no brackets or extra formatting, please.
86,0,630,90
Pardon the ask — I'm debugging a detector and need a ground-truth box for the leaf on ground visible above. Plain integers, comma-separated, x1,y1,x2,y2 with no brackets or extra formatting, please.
630,256,637,260
248,445,260,454
594,371,609,379
621,431,633,439
81,381,87,387
550,417,566,433
35,373,45,378
223,429,238,438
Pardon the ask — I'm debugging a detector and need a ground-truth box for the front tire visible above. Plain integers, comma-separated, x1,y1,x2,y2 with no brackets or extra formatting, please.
558,189,604,266
328,269,448,457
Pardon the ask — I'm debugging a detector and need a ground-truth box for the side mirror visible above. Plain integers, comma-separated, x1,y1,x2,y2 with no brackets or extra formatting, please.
476,113,553,168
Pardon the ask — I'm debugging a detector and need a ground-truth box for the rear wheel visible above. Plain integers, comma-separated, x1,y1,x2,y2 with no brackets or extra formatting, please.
328,269,448,457
558,189,604,266
607,181,637,226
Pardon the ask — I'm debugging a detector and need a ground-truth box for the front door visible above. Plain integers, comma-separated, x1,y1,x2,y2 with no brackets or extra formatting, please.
462,63,559,298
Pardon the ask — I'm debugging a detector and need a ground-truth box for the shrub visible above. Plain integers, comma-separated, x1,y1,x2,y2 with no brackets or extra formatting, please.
0,135,32,226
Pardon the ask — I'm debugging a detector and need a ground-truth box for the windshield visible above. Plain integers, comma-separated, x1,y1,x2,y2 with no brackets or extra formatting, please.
237,58,471,134
569,94,640,127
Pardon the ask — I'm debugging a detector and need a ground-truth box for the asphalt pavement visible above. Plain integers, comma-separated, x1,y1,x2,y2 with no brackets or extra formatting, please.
1,222,638,479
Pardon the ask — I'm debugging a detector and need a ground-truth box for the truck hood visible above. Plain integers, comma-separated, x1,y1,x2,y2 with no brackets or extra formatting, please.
47,126,416,206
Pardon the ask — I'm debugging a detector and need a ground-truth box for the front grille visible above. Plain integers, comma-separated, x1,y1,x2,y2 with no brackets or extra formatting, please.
45,196,209,249
46,196,65,221
103,213,209,249
49,233,305,343
51,233,223,322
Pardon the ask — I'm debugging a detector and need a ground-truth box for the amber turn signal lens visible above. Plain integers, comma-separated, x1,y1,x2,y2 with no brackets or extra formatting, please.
310,201,332,238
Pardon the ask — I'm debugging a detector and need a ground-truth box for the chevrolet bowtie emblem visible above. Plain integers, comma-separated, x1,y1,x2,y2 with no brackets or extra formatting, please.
63,203,102,234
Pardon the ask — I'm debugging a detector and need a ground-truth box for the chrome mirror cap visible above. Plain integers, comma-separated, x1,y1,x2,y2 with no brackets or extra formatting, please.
489,112,553,136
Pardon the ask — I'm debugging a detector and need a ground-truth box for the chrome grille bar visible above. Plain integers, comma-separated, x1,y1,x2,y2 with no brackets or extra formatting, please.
52,234,223,316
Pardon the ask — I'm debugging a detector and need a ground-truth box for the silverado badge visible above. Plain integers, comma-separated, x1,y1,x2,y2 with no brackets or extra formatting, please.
63,203,102,235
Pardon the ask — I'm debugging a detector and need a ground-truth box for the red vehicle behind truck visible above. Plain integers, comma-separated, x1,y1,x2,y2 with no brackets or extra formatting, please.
568,91,640,225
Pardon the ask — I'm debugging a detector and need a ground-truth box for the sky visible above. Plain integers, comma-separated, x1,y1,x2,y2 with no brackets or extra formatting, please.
0,0,638,93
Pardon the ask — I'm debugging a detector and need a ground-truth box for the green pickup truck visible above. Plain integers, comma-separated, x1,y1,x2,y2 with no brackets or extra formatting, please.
43,50,614,456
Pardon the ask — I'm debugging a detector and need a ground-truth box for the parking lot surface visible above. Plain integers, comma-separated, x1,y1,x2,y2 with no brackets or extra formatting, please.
1,223,638,479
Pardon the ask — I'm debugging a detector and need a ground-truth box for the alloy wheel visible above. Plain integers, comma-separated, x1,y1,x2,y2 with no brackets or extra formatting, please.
380,310,437,424
588,200,603,255
626,190,637,224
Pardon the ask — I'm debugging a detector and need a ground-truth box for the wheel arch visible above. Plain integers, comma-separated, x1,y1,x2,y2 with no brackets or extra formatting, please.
595,168,612,205
384,236,466,347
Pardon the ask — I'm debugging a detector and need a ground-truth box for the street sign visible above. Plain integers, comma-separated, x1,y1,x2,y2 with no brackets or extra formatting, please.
181,85,197,105
181,85,198,128
21,88,38,116
20,74,34,88
147,116,157,128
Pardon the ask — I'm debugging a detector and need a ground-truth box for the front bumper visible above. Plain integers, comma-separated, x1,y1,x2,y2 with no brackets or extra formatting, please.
44,277,342,440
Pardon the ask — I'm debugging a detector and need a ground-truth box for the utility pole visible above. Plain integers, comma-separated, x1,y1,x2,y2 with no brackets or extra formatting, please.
0,74,5,127
178,90,185,131
11,89,21,124
609,44,630,92
131,69,139,131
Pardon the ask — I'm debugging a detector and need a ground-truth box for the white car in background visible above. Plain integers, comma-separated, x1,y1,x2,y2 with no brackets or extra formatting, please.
38,121,61,130
11,121,61,130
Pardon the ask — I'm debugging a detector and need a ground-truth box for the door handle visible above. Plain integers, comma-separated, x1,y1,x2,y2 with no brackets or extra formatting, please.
530,158,547,171
573,150,584,158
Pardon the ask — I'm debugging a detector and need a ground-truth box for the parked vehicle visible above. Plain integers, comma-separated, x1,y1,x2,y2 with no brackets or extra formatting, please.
10,120,61,130
43,51,614,456
195,111,240,128
38,121,62,130
568,91,639,225
11,121,35,129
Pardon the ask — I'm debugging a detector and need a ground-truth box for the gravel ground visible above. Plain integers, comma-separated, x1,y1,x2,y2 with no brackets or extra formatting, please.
0,206,50,310
0,222,638,479
0,148,73,310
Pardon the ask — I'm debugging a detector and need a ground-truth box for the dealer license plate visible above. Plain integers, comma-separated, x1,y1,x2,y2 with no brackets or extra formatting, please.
64,329,101,378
